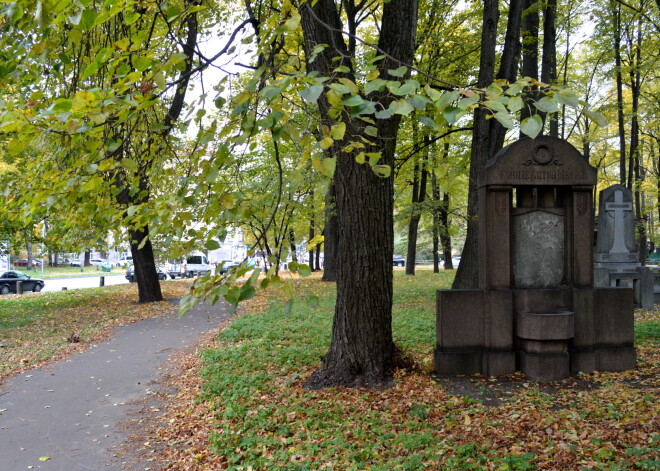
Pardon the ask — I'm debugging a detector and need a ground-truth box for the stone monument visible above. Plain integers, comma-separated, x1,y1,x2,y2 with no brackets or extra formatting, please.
435,137,636,381
594,184,654,309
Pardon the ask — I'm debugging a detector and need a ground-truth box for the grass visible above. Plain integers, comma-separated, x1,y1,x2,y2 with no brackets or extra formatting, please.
175,269,658,470
0,280,193,380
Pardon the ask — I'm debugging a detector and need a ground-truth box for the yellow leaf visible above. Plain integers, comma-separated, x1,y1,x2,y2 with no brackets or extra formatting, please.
39,456,51,461
366,70,380,81
463,414,471,425
319,136,334,149
330,122,346,140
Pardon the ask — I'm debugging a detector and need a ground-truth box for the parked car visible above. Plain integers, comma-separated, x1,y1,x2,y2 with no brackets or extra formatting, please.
116,256,133,267
0,271,45,294
90,259,108,267
125,266,168,283
393,255,406,267
13,259,41,267
70,260,82,267
218,260,239,275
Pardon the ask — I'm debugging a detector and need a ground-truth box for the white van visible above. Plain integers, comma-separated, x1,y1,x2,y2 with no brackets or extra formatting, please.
166,252,212,278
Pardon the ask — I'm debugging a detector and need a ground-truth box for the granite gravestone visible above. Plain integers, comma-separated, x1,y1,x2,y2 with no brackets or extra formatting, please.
594,184,653,309
435,137,636,381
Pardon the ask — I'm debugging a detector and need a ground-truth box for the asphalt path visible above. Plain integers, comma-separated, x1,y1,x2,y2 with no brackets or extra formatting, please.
0,300,232,470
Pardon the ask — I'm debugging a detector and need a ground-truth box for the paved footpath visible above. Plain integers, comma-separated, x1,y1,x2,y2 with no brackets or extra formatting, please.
0,301,232,470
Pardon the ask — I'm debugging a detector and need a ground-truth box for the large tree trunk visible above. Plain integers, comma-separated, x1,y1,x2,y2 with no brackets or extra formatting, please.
301,0,418,388
452,0,498,289
129,226,163,303
488,0,522,159
322,183,338,281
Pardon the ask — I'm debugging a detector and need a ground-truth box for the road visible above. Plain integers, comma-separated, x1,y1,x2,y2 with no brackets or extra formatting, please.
42,274,130,293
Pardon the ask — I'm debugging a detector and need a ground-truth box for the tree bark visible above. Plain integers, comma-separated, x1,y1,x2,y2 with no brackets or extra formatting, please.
452,0,498,289
301,0,418,388
129,226,163,303
488,0,523,159
322,183,338,281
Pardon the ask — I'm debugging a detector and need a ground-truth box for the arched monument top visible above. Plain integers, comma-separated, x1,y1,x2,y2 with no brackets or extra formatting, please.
480,136,597,187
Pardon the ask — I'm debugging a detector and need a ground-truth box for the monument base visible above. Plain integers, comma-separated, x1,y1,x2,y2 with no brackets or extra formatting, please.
435,287,636,380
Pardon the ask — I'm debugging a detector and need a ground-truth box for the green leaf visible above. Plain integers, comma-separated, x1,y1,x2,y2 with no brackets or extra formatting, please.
393,79,419,96
299,84,323,103
388,66,408,77
80,61,99,81
341,95,365,107
374,107,394,120
508,95,524,113
484,100,508,114
520,115,543,139
372,164,391,178
584,109,608,127
205,240,221,250
533,96,559,113
493,111,515,129
283,11,301,31
458,93,480,110
79,9,97,30
365,78,386,95
132,56,151,72
238,284,256,302
555,89,580,108
424,84,443,102
437,90,459,108
297,264,312,277
312,157,336,177
442,106,462,124
391,99,414,116
364,125,378,137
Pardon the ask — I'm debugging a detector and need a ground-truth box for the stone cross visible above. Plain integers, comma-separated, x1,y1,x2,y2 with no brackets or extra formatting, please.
606,189,634,254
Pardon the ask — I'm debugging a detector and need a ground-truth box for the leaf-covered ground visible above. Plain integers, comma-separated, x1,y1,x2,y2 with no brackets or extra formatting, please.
135,270,659,470
0,280,194,382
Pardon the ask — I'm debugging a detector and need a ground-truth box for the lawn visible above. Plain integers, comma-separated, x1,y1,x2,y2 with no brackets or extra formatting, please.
0,280,194,380
148,270,659,470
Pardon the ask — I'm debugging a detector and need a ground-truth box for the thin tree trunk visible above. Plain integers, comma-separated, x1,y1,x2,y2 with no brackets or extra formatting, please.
613,1,627,186
453,0,498,289
309,190,316,271
289,229,298,262
440,193,453,269
541,0,558,136
405,136,429,276
630,16,645,263
520,0,540,126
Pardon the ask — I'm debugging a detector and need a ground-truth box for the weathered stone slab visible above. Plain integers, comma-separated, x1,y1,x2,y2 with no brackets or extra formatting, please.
512,211,565,288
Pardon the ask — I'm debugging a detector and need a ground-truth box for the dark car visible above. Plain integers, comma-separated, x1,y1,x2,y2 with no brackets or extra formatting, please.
125,267,168,282
13,259,41,267
0,271,45,294
393,255,406,267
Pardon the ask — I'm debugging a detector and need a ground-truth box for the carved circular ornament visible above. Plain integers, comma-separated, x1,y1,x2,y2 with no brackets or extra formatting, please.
533,143,553,165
